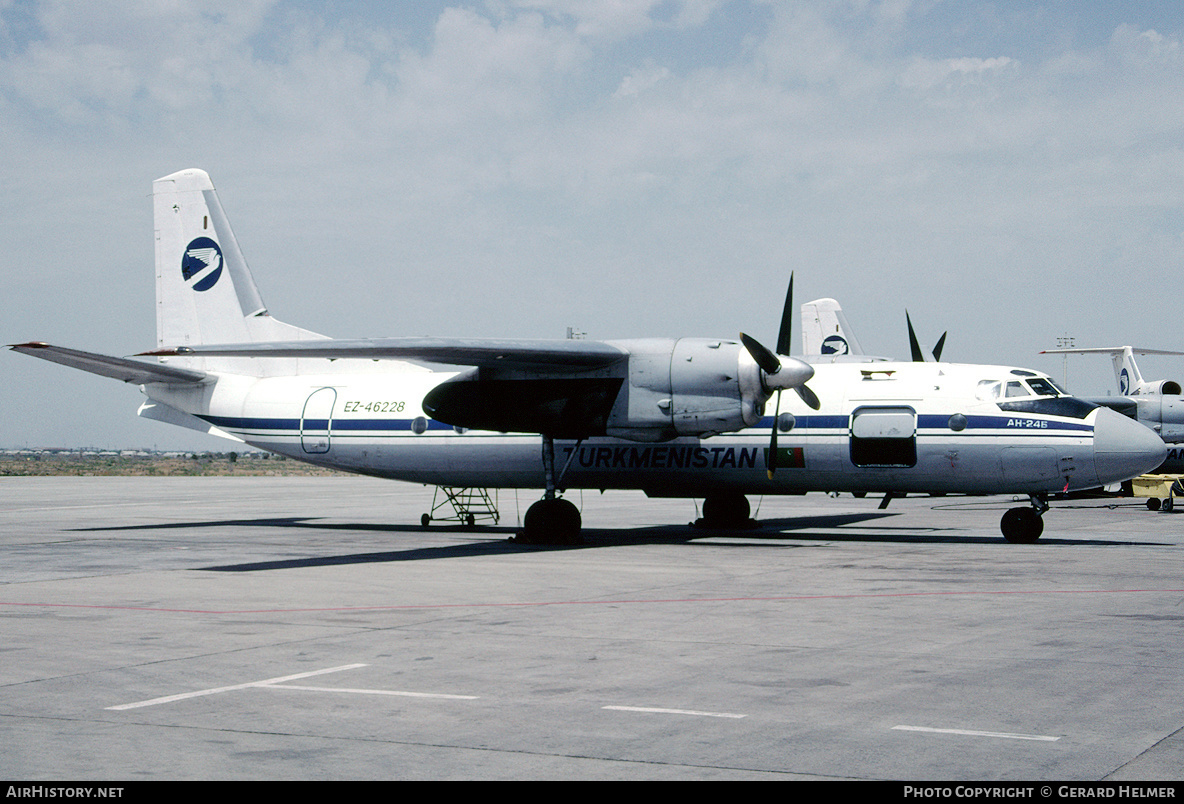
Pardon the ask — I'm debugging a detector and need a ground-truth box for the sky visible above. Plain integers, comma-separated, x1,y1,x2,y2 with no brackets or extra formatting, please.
2,0,1183,450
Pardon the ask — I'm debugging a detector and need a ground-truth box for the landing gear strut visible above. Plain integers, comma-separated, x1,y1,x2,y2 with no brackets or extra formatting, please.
518,435,582,546
1000,494,1047,544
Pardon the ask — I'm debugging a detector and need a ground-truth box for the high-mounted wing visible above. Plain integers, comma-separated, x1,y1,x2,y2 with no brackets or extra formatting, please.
141,337,628,372
144,335,815,443
11,342,208,385
146,337,631,439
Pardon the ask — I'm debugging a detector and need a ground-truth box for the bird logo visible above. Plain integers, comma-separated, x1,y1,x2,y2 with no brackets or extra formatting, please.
181,237,223,292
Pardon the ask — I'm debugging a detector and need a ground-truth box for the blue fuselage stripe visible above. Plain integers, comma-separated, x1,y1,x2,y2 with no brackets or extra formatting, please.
200,412,1092,437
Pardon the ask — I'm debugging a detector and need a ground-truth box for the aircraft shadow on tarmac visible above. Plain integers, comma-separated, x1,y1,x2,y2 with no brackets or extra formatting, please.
69,509,1166,572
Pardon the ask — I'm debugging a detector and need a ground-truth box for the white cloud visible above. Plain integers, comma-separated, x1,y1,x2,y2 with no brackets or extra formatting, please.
897,55,1014,91
613,62,670,96
506,0,723,39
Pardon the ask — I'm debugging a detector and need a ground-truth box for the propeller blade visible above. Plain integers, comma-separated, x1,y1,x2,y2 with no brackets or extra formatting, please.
932,331,947,362
794,384,821,411
740,332,782,376
776,273,793,356
906,311,925,363
768,391,781,479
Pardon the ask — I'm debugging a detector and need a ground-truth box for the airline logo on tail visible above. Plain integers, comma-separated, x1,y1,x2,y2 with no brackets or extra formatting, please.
821,335,850,355
182,237,223,292
1120,368,1131,395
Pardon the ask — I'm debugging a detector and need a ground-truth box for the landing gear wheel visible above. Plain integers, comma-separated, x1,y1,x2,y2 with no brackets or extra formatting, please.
520,498,582,546
421,513,431,528
1001,507,1044,543
701,493,751,528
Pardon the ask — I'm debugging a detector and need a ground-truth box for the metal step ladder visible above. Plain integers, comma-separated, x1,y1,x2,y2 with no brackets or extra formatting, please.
421,487,501,527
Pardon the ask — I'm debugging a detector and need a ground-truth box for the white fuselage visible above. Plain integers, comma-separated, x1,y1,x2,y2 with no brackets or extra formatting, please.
142,359,1162,497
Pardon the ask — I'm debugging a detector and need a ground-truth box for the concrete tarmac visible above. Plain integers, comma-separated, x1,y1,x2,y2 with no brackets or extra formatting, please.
1,476,1183,781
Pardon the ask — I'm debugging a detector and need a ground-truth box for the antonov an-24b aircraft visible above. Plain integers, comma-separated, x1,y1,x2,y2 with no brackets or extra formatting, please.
11,169,1166,545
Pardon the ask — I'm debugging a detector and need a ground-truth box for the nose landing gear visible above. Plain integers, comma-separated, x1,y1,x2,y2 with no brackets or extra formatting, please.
1001,494,1047,543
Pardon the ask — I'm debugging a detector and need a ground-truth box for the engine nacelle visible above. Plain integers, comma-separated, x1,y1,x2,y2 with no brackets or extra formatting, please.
603,337,774,442
1142,379,1183,396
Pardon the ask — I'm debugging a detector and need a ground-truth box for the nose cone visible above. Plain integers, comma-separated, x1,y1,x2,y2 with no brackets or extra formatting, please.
1092,407,1167,485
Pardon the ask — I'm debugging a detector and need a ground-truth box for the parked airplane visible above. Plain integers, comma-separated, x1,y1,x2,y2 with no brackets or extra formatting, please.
10,169,1166,545
1040,345,1184,472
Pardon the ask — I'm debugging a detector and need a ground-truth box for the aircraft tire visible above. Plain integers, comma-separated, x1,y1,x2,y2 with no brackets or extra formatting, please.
521,498,582,545
1000,508,1043,544
701,493,751,528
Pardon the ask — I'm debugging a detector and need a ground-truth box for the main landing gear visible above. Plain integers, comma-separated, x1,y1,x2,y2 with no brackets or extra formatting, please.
696,492,754,529
1000,494,1047,544
517,435,583,546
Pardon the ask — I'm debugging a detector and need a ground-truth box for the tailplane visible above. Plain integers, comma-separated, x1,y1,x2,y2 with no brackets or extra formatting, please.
153,168,323,348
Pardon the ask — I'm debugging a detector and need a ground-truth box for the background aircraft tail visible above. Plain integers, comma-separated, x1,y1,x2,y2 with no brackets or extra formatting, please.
800,298,864,357
153,168,323,349
1039,345,1184,396
1114,347,1146,395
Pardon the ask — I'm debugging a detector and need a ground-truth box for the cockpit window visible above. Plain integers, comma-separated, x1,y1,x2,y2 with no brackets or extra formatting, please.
986,372,1095,418
976,380,1001,401
1026,377,1061,397
979,376,1068,403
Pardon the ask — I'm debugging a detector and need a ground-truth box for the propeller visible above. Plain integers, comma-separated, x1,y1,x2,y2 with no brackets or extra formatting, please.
741,273,821,480
775,274,794,356
931,331,947,362
906,311,947,362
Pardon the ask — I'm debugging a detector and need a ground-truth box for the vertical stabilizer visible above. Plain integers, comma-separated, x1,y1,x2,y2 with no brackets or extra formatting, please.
1039,346,1184,396
801,298,864,357
153,169,322,348
1113,347,1142,396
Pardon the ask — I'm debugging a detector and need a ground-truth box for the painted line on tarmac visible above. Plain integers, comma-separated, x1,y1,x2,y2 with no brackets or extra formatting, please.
893,724,1059,741
107,663,369,710
604,705,746,719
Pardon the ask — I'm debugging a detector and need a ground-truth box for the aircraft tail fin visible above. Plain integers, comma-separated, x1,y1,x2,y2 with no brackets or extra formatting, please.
1039,345,1184,395
1114,347,1145,395
153,169,324,349
801,298,864,357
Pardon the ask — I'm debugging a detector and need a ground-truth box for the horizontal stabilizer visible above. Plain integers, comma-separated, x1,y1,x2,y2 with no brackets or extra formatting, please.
10,342,208,385
142,337,628,372
1040,346,1184,357
137,400,242,440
